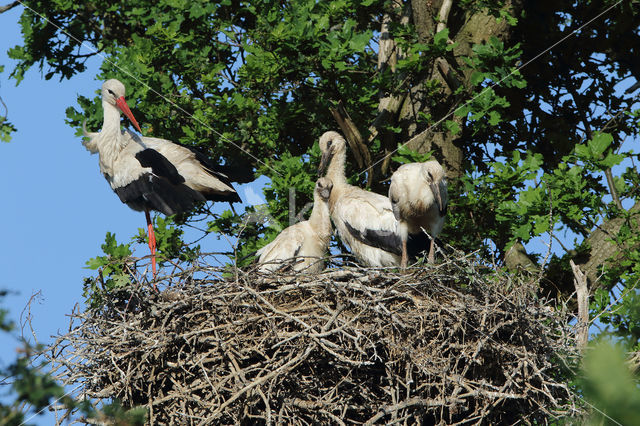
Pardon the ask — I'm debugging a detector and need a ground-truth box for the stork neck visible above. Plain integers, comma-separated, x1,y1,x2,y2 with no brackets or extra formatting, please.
309,196,332,241
101,100,122,137
326,149,348,186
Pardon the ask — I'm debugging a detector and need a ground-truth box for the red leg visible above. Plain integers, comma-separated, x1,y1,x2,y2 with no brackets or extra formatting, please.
145,210,158,288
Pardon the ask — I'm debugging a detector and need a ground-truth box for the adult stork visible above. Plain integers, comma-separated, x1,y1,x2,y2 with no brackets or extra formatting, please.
82,79,240,280
317,131,428,267
388,161,448,267
256,177,333,273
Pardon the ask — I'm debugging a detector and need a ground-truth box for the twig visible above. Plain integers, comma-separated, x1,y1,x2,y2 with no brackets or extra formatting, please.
570,260,589,349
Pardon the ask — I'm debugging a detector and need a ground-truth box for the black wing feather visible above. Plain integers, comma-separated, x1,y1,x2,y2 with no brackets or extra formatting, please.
344,222,434,260
344,222,403,256
182,146,242,203
135,149,184,185
182,145,236,187
115,173,205,216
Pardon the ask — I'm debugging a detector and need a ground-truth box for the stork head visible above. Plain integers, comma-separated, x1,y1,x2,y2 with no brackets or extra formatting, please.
315,177,334,201
317,131,346,177
421,160,448,216
102,79,142,133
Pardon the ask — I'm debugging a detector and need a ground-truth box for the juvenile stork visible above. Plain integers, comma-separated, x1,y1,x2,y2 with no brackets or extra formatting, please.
256,177,333,274
317,131,417,267
389,161,448,267
82,79,240,279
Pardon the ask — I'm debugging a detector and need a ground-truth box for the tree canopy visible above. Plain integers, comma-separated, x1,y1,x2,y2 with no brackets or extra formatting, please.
2,0,640,422
7,0,640,340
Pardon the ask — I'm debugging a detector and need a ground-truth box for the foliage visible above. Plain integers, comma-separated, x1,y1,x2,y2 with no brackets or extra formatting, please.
391,144,432,165
84,232,133,309
83,217,199,308
580,341,640,425
0,293,147,425
0,65,16,142
135,216,200,263
451,131,627,259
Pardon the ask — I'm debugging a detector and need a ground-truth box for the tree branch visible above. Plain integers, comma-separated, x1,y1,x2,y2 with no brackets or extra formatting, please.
604,168,623,210
330,100,373,186
579,202,640,288
368,0,411,176
436,0,454,34
570,260,589,350
0,1,19,14
436,57,462,94
0,93,8,118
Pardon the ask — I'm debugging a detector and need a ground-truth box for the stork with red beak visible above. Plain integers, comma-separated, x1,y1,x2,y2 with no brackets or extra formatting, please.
82,79,240,282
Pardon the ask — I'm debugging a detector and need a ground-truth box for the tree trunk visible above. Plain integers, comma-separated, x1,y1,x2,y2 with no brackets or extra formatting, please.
390,1,523,179
578,202,640,289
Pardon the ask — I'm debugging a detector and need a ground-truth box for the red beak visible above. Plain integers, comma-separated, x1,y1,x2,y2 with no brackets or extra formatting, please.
115,96,142,133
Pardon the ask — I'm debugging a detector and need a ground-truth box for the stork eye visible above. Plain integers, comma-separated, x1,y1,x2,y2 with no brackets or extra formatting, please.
107,89,115,96
427,171,433,180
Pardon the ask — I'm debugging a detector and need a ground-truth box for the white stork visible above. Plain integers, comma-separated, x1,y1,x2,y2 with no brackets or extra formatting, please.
388,160,448,267
317,131,426,267
82,79,240,280
256,177,333,273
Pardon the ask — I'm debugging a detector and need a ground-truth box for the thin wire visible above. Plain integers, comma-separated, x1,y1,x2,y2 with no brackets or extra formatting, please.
14,0,283,177
589,275,640,326
18,384,82,426
360,0,625,178
6,2,630,424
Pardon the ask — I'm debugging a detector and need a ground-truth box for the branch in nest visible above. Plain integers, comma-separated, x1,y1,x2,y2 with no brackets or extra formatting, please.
44,257,581,424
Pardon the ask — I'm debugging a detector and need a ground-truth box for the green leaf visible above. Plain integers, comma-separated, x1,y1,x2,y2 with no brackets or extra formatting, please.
470,71,486,86
588,132,613,156
513,222,531,241
600,152,624,168
444,120,461,135
433,28,449,47
488,110,501,125
575,144,590,158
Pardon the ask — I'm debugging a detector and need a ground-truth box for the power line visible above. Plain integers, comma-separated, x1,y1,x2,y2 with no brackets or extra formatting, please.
359,0,625,178
14,0,283,177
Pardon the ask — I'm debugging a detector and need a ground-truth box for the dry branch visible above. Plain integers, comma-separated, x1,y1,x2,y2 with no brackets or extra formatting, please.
46,256,579,424
570,260,589,350
0,1,19,14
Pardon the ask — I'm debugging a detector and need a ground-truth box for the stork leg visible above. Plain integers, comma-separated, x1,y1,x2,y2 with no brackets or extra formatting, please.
145,210,158,288
401,238,408,269
428,238,435,264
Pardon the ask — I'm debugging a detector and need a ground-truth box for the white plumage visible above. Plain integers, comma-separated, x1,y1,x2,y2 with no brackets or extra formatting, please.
317,131,403,267
389,161,448,267
257,177,333,273
83,79,239,214
82,78,240,277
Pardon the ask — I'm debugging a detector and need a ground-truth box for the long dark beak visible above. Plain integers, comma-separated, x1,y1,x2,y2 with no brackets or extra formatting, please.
431,183,446,216
115,96,142,133
318,151,334,177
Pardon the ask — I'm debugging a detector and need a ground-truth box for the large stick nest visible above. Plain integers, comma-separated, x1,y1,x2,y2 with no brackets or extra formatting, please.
48,256,579,424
